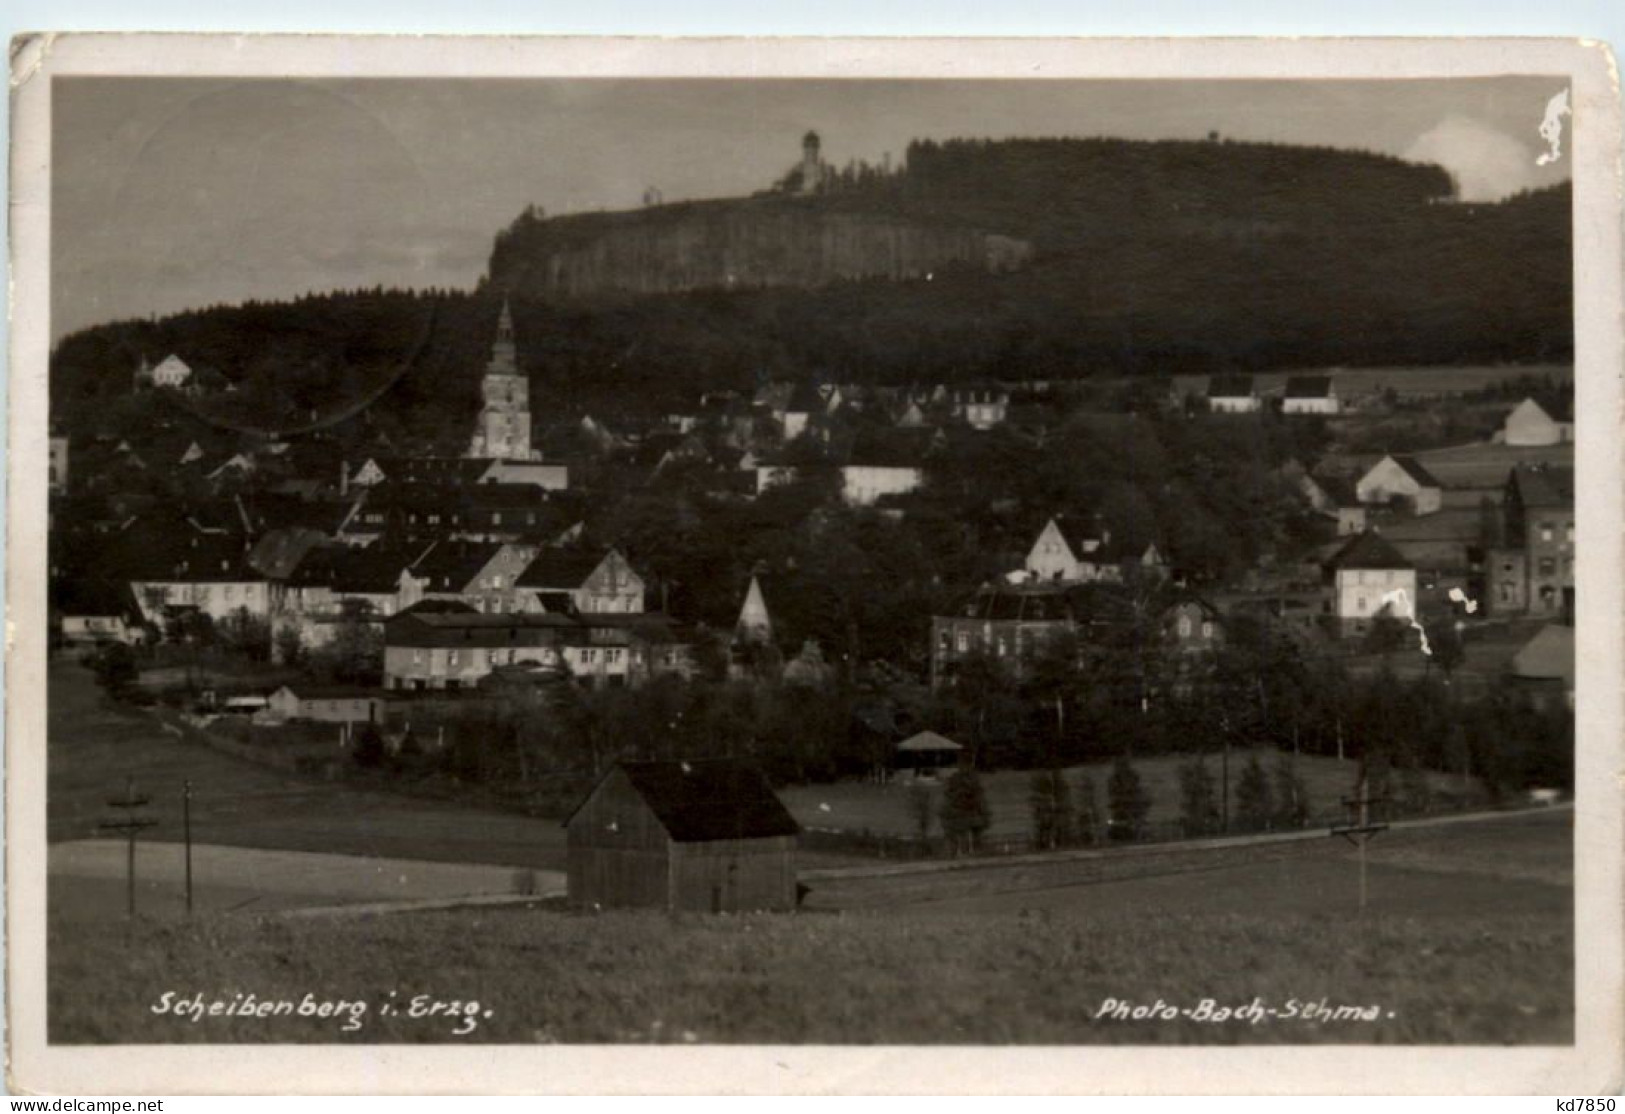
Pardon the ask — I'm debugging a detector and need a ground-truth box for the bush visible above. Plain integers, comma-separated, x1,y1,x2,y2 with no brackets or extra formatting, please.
1235,755,1274,832
1028,769,1074,850
350,723,387,769
1107,757,1151,842
1074,772,1101,846
1272,755,1311,829
91,643,138,699
904,782,935,842
1177,757,1221,837
939,767,990,854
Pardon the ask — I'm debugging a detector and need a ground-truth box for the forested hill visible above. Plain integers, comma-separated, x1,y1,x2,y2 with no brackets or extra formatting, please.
51,136,1570,437
483,135,1569,385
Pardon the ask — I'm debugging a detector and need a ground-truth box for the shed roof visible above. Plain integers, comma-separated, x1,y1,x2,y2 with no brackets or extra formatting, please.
1207,374,1255,398
1326,529,1414,571
574,759,800,843
1388,454,1442,489
1510,624,1575,682
1511,464,1575,508
896,730,963,753
1284,375,1334,399
517,548,611,590
412,540,502,592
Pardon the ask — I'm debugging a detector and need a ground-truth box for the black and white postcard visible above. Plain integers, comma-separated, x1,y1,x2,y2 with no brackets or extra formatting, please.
7,34,1623,1095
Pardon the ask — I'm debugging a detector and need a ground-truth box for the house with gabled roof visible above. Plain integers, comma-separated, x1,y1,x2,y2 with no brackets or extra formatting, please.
349,457,388,488
411,538,508,604
1281,462,1367,536
52,577,146,647
735,574,775,647
1281,375,1339,415
949,383,1010,429
1207,374,1261,414
478,457,570,491
1508,623,1575,710
930,581,1083,688
516,547,644,615
282,539,432,626
1356,454,1443,516
1498,396,1574,447
149,354,193,390
382,607,576,691
121,528,271,627
1323,528,1417,634
780,381,825,440
1022,515,1166,585
565,758,799,912
838,428,931,507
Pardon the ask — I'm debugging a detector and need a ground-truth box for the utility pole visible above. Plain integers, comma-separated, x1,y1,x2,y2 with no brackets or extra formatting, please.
98,777,157,918
183,780,194,915
1331,769,1389,914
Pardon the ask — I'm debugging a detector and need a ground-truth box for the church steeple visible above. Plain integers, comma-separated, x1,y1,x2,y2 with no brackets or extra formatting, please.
485,297,518,377
496,298,514,345
468,296,532,460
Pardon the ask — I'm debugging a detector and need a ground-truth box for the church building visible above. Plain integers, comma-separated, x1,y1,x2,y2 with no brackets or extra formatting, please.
468,299,535,460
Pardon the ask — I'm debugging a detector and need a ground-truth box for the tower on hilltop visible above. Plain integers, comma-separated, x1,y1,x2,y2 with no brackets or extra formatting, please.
788,130,825,195
467,298,534,460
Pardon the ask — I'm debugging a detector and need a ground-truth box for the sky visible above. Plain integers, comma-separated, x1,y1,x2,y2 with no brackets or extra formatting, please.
51,75,1573,342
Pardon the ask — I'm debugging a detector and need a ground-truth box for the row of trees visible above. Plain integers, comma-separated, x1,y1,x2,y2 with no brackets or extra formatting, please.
903,750,1319,857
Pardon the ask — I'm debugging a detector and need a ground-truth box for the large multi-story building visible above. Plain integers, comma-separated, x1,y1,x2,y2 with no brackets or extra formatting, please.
930,582,1081,688
468,300,534,460
382,606,692,691
1486,464,1574,619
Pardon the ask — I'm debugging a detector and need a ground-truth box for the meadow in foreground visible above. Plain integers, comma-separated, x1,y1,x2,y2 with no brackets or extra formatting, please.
50,898,1570,1045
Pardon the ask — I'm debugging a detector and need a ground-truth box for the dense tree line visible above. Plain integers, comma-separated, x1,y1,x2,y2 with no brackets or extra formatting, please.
53,165,1568,442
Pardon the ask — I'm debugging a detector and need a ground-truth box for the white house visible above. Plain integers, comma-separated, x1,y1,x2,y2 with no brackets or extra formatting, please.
479,458,569,491
348,458,388,488
1355,454,1443,516
1324,529,1417,634
1281,375,1339,415
1499,397,1574,447
950,385,1010,430
840,464,923,507
131,575,272,626
1022,516,1165,585
1207,375,1261,414
516,548,645,615
1025,516,1085,582
54,579,144,646
265,685,385,725
735,575,775,646
150,354,194,390
755,463,799,495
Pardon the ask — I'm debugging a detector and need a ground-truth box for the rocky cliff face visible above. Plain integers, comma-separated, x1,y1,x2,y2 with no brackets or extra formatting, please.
488,200,1031,298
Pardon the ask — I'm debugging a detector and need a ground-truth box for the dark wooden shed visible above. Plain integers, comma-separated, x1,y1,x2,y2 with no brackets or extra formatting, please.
564,759,801,913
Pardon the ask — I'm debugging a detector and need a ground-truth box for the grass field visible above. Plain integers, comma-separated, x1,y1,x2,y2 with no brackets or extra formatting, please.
1411,439,1575,491
47,812,1571,1045
779,750,1479,841
48,659,570,869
